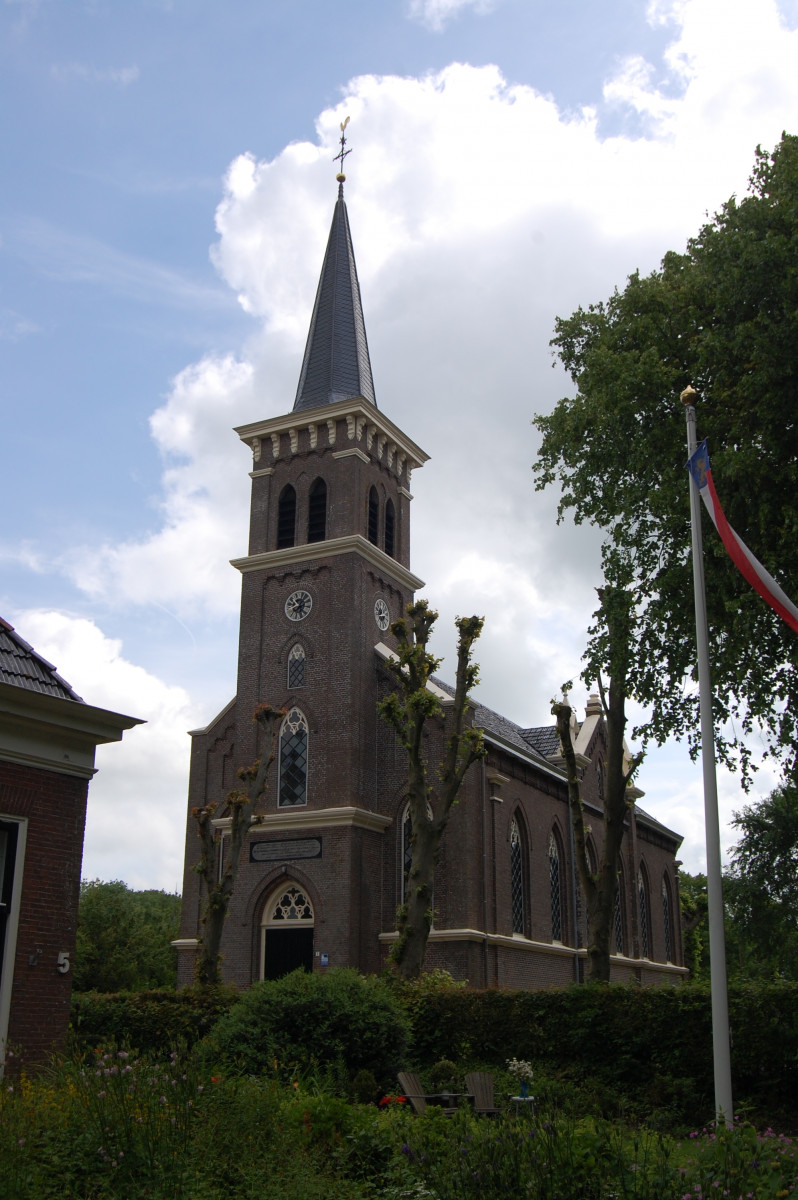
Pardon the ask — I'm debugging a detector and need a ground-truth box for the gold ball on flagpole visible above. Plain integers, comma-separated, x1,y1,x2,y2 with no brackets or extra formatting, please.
680,385,698,405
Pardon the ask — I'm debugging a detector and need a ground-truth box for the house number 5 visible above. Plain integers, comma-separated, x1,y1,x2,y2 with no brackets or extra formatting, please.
57,951,70,974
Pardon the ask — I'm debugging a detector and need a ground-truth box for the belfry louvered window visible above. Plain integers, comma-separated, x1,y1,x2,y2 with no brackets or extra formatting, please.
638,867,650,958
277,485,297,549
367,487,379,545
384,499,396,558
549,831,563,942
287,644,306,689
278,708,308,807
307,478,327,543
662,876,673,962
510,818,525,935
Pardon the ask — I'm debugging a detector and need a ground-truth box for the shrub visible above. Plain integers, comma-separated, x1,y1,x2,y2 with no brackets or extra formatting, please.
206,968,409,1089
70,986,238,1056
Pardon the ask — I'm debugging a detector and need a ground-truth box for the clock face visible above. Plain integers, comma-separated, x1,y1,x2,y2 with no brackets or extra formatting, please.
374,597,390,631
285,589,313,622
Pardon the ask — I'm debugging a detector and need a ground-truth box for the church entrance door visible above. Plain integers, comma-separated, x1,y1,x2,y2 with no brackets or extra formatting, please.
264,926,313,979
260,883,314,980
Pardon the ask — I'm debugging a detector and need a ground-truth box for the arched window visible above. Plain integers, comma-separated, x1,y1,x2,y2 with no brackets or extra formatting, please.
401,802,433,908
614,872,626,955
277,484,297,549
638,866,650,959
384,499,396,558
596,758,605,801
581,840,597,949
662,875,673,963
287,644,306,689
260,884,314,980
367,486,379,546
510,816,527,936
307,478,327,543
549,831,563,942
278,708,308,807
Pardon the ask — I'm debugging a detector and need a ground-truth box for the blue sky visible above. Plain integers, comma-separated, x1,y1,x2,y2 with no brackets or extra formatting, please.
2,0,797,890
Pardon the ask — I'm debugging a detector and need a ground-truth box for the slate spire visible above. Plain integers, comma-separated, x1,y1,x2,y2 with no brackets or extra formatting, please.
293,177,377,412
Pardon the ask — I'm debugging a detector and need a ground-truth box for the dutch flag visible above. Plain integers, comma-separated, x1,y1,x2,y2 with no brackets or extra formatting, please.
687,439,798,634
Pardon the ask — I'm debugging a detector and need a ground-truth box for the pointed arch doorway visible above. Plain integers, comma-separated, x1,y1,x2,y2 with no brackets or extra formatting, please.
260,883,314,980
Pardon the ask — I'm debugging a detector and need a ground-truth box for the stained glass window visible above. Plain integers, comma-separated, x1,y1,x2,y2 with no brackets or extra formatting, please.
278,708,308,807
638,867,650,959
510,818,525,935
662,876,672,962
287,644,306,689
613,878,625,955
549,832,562,942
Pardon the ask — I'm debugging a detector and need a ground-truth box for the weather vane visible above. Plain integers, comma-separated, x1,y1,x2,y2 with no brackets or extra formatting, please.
334,115,351,181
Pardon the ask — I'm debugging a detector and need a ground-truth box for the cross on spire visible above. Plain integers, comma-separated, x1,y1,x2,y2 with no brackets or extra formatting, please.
334,115,351,181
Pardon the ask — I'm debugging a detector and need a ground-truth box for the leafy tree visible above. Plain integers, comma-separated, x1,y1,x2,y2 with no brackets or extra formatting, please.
74,880,181,992
678,871,710,981
534,134,798,780
724,785,798,979
192,703,284,986
552,588,642,982
377,600,486,980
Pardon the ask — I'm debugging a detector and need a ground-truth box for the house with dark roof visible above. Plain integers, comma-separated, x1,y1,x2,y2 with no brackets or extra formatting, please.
0,617,140,1070
175,168,685,989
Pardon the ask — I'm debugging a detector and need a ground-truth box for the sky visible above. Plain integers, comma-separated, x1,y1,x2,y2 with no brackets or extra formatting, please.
2,0,797,892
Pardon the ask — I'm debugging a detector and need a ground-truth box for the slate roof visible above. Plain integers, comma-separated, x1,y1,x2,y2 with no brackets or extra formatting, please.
428,673,554,770
520,725,560,759
0,617,84,702
293,181,377,413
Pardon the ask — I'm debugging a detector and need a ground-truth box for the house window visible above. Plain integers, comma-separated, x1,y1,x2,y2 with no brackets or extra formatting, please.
277,485,297,549
638,867,650,959
307,478,327,543
367,487,379,545
662,876,673,963
549,831,562,942
278,708,308,807
385,499,396,558
510,818,525,935
287,644,306,689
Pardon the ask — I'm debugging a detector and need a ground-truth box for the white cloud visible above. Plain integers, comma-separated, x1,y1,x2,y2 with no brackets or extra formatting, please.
34,0,798,883
51,62,140,86
62,354,255,616
406,0,500,32
10,610,198,891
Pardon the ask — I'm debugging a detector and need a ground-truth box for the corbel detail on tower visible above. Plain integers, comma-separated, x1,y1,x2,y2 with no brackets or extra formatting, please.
289,428,299,454
308,423,317,449
251,437,261,463
327,418,337,446
271,433,280,460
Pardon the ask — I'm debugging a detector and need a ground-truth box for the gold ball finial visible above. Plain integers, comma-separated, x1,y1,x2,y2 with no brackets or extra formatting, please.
336,173,346,182
680,385,698,405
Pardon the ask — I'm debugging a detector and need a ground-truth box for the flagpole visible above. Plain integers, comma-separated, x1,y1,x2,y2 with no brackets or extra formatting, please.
681,386,733,1124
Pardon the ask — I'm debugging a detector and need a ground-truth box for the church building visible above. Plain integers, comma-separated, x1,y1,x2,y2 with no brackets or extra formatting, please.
175,164,685,990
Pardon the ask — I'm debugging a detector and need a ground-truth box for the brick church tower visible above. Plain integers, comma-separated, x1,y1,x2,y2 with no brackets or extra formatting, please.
175,170,429,985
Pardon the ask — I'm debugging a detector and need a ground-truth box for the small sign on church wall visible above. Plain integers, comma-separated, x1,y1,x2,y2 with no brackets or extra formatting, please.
250,837,322,863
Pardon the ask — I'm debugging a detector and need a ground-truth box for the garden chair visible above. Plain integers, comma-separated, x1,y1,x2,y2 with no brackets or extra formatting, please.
397,1071,427,1115
465,1071,500,1116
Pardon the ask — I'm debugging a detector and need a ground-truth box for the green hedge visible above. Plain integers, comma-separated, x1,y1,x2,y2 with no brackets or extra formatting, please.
69,987,238,1056
69,979,798,1125
400,979,798,1123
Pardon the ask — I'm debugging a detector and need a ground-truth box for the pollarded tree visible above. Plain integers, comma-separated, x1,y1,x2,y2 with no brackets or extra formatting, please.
552,587,642,982
534,134,798,782
192,703,284,986
378,600,486,981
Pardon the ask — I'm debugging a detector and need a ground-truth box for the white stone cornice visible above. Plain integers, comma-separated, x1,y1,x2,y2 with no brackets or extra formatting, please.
332,447,369,465
231,534,424,591
249,467,275,478
211,806,392,834
236,398,429,474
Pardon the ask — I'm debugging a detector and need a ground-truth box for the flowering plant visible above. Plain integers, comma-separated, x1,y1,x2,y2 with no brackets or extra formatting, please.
378,1094,407,1107
506,1058,534,1084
